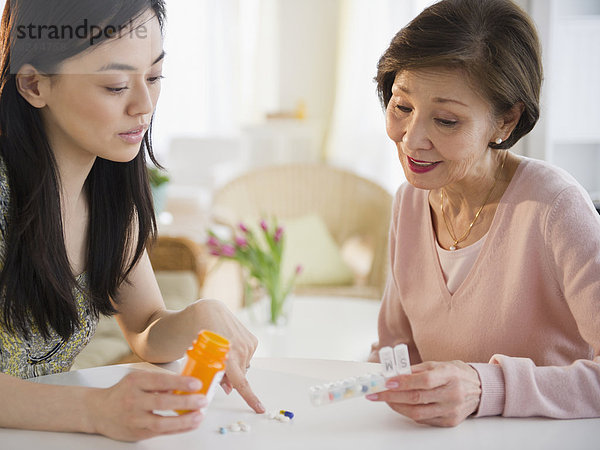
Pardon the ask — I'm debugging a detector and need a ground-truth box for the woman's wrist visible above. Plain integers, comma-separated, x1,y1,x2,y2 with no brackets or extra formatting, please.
466,363,483,416
79,386,103,435
468,363,505,417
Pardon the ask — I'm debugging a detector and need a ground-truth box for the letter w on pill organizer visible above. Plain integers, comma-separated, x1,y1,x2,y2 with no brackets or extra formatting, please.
308,344,411,406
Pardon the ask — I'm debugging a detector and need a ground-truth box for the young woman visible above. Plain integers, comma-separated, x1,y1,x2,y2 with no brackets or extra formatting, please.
368,0,600,426
0,0,263,441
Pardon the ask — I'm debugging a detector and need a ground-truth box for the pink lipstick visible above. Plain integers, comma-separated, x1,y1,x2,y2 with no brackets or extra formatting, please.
407,156,441,174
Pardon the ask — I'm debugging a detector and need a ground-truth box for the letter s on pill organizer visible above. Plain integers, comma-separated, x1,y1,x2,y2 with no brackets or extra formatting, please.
308,344,411,406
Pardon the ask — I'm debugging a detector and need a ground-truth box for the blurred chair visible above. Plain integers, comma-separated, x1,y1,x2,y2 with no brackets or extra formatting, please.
149,236,207,293
72,236,207,369
211,163,393,300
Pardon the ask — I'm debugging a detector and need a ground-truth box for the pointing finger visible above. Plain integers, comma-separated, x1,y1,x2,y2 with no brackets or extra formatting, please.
224,366,265,413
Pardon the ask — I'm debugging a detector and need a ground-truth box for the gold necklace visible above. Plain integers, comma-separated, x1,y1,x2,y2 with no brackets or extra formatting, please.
440,151,507,251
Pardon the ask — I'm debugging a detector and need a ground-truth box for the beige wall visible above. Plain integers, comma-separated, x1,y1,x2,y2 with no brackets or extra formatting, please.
275,0,341,123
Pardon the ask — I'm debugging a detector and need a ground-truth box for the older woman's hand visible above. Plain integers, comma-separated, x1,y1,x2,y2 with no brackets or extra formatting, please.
194,299,265,414
366,360,481,427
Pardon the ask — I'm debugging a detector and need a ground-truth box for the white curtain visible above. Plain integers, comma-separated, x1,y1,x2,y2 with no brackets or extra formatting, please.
324,0,437,193
153,0,279,156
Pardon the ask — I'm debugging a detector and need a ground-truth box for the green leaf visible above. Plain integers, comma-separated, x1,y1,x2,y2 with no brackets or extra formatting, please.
147,166,170,187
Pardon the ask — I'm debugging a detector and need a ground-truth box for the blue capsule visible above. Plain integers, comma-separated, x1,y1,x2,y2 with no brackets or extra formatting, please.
280,410,294,419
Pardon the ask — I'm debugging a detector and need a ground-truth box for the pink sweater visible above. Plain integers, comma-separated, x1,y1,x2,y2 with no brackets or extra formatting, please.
370,157,600,418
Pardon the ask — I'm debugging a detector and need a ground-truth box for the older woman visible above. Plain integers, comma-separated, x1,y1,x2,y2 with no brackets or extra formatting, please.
367,0,600,427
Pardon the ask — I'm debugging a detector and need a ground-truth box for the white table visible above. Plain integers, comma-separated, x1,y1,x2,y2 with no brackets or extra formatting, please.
236,295,381,361
3,358,598,449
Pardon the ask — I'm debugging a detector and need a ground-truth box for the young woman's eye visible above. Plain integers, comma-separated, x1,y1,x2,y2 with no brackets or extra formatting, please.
106,86,128,94
436,118,458,127
148,75,165,84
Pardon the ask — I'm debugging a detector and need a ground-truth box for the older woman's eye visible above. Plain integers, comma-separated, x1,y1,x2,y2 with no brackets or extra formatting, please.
436,118,457,127
396,105,412,113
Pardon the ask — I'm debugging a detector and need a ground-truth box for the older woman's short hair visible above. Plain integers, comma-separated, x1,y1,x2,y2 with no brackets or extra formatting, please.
376,0,542,149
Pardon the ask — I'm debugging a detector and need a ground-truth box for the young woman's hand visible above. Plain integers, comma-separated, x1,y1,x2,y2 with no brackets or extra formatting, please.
193,299,265,414
87,371,208,441
366,360,481,427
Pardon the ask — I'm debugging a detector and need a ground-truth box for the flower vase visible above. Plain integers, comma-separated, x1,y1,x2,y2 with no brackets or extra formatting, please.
245,283,292,328
151,183,168,215
265,282,291,327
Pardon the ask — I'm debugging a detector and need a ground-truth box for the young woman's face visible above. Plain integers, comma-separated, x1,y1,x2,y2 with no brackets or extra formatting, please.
386,68,500,191
39,10,164,163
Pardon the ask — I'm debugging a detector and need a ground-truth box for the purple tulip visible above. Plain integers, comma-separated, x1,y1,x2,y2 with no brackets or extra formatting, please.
238,222,249,233
221,244,236,257
207,236,220,247
260,219,268,231
209,248,222,256
274,226,284,243
295,264,303,275
235,236,248,247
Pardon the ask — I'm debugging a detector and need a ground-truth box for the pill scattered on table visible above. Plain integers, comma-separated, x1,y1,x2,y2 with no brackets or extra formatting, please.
218,420,253,434
220,410,294,435
280,410,294,419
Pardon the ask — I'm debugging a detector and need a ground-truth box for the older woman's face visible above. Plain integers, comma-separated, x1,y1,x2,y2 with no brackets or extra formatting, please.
386,69,499,191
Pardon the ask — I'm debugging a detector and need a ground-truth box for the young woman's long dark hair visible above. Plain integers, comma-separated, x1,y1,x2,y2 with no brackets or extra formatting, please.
0,0,166,340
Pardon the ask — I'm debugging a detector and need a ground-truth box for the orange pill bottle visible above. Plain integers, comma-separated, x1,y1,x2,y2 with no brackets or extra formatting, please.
175,329,230,413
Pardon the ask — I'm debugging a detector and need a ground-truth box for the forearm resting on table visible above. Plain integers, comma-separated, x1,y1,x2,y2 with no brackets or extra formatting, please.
0,372,97,433
127,299,224,364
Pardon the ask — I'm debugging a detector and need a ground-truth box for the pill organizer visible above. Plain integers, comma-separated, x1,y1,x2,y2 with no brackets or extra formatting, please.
308,344,411,406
